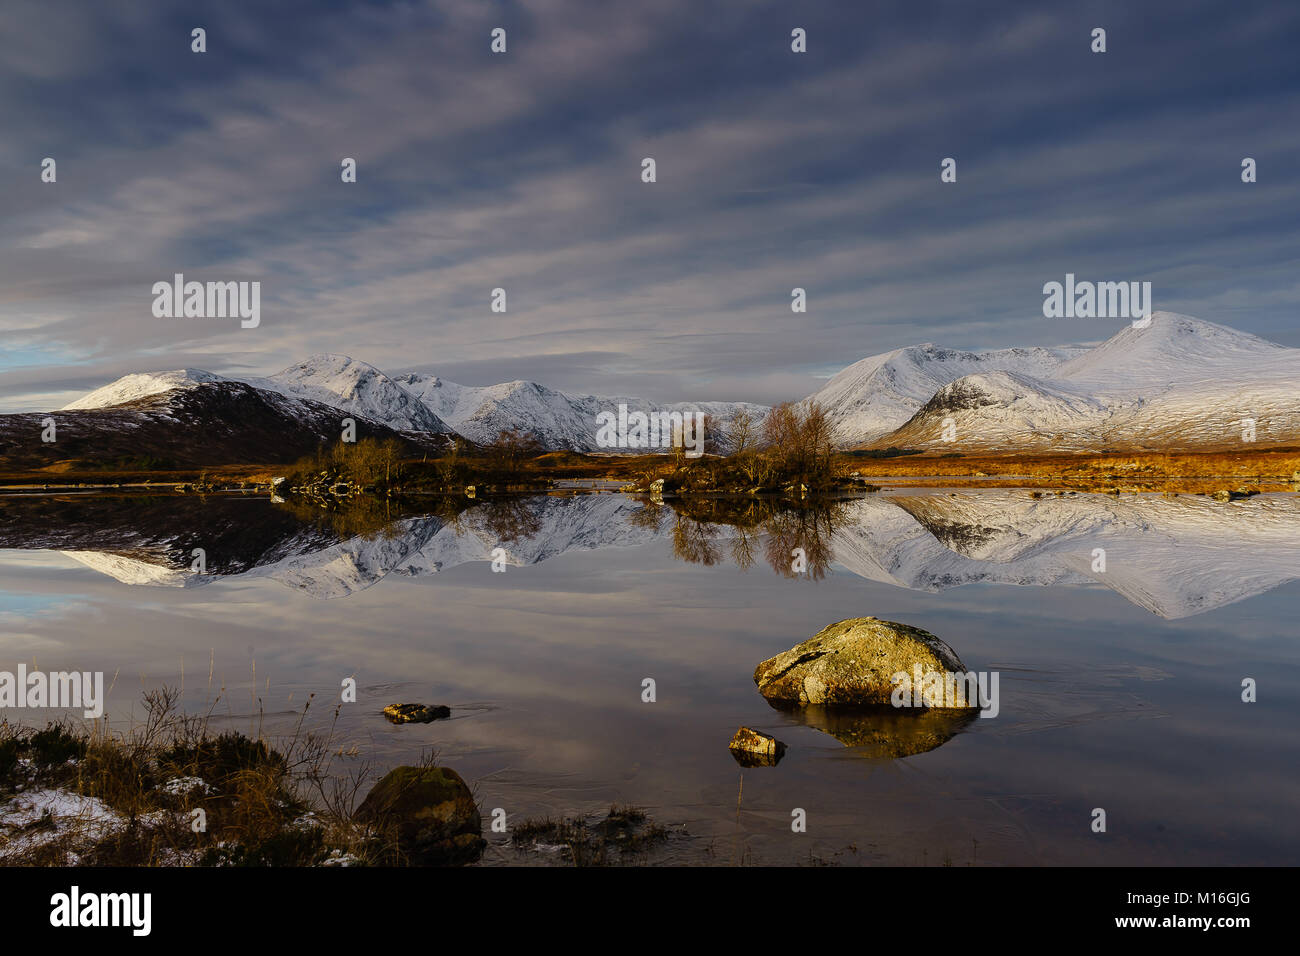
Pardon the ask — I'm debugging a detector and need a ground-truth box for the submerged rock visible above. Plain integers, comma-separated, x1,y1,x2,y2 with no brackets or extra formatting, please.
383,703,451,724
354,765,484,865
754,616,974,707
728,726,786,767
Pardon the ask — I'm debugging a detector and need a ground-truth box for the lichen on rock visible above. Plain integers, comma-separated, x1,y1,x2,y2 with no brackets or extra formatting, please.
754,616,974,708
728,726,786,767
383,703,451,724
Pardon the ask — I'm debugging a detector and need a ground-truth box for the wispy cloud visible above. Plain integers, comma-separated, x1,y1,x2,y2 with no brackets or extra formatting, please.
1,0,1297,410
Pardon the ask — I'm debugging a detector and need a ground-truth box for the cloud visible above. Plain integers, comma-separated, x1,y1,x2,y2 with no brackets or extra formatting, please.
1,0,1298,412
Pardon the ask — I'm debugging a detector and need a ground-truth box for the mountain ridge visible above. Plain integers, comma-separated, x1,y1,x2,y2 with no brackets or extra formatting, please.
870,313,1300,452
28,311,1300,457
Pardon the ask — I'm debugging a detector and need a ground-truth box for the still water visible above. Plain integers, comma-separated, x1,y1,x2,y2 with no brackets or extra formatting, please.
1,489,1297,865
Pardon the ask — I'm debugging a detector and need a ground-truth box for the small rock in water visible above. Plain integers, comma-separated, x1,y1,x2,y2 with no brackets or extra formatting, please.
728,726,786,767
1210,488,1256,502
383,703,451,724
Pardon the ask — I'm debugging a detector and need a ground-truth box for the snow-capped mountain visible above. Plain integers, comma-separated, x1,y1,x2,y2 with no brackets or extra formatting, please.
249,355,454,434
61,368,229,411
37,311,1299,457
868,313,1300,452
806,343,1086,446
57,355,455,437
393,372,767,452
3,378,441,470
1052,313,1293,388
393,374,598,448
54,357,763,454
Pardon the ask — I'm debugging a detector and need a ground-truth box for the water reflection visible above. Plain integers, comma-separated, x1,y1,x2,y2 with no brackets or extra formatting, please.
666,497,848,579
3,488,1300,618
2,489,1299,865
768,701,980,759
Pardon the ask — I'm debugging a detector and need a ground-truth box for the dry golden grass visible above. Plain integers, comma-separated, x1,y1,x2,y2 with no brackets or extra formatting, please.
7,446,1300,496
0,688,385,867
841,448,1300,493
0,463,284,487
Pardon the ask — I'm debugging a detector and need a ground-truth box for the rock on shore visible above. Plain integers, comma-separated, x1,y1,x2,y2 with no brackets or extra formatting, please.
354,766,484,865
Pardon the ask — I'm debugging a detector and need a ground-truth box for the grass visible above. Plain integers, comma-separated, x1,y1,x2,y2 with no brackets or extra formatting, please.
6,445,1299,498
842,447,1300,493
1,689,670,868
0,687,388,867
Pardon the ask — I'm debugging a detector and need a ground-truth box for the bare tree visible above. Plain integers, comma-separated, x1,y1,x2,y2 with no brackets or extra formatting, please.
489,428,543,479
728,408,756,456
759,400,834,486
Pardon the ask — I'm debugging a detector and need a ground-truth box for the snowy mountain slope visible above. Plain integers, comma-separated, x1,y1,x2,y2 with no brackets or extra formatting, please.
807,343,1086,446
869,313,1300,452
394,371,768,453
61,369,229,411
881,370,1109,450
1054,312,1293,389
393,374,596,448
3,378,446,470
55,361,448,439
250,355,454,434
54,358,758,453
44,312,1298,456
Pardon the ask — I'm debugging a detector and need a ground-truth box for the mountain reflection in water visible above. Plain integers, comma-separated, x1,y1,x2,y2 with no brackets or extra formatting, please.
3,488,1299,865
3,489,1297,619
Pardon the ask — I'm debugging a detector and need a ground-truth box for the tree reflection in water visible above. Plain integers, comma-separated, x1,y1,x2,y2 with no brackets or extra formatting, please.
666,497,851,579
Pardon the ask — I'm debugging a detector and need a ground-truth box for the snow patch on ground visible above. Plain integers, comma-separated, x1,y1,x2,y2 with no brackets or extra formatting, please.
0,788,125,862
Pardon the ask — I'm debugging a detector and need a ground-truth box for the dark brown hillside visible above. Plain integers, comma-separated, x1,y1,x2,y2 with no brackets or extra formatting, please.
0,381,450,470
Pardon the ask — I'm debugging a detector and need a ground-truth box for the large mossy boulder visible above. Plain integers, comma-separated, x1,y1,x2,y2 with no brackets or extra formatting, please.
754,616,972,707
354,765,484,865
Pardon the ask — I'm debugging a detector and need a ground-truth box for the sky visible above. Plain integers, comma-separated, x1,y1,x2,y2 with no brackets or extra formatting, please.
1,0,1298,412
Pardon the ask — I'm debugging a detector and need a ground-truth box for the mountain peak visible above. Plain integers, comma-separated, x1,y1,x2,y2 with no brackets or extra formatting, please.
1054,311,1291,388
274,353,375,377
255,355,453,433
809,340,1086,445
61,368,226,410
